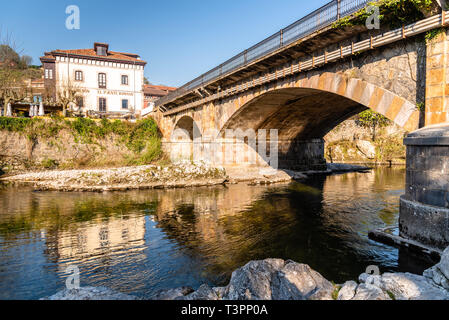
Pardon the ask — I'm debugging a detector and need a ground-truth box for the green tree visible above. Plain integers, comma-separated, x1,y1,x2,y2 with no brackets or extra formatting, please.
357,110,391,141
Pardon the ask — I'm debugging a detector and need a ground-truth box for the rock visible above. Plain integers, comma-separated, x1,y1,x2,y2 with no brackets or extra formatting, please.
352,283,391,300
42,287,138,300
327,163,371,173
356,140,376,159
213,287,227,299
358,273,370,283
365,275,382,287
271,261,334,300
380,273,449,300
177,284,219,301
151,286,194,300
224,259,285,300
438,247,449,279
337,281,358,300
425,247,449,290
222,259,333,301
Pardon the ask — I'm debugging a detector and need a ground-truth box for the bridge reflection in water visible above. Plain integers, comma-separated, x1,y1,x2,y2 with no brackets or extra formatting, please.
0,167,435,299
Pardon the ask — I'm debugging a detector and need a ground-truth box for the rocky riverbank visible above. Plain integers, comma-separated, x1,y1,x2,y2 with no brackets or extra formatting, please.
324,119,407,165
43,247,449,300
0,161,228,192
0,162,370,192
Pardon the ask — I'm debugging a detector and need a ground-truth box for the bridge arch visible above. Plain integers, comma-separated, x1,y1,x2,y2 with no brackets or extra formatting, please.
170,115,202,161
213,72,420,170
219,72,420,138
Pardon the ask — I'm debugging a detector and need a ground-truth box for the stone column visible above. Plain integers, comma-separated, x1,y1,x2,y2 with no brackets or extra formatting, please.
401,126,449,249
425,29,448,125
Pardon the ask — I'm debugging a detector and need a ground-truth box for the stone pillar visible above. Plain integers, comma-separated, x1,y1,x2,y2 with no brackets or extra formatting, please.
425,29,449,125
277,139,326,171
401,125,449,249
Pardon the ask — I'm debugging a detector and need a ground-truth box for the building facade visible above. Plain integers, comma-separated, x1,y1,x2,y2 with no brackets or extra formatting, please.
40,43,146,115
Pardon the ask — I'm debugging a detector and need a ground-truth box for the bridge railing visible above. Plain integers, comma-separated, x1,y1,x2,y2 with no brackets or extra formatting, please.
156,0,371,109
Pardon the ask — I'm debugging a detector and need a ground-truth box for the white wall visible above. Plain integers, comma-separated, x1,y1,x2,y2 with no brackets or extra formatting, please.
55,56,144,113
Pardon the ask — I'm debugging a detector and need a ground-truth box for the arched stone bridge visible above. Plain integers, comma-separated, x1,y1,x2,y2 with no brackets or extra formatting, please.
152,3,449,250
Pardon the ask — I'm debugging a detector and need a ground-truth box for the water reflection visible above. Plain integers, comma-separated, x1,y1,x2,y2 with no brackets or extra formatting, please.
0,167,434,300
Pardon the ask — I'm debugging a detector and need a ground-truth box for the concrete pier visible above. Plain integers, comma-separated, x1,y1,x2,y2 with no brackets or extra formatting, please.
401,125,449,249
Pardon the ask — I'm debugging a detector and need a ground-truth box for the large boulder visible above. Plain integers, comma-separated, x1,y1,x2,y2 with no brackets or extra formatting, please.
356,140,376,159
337,281,358,300
222,259,334,300
352,283,391,300
223,259,285,300
271,261,334,300
380,273,449,300
424,247,449,290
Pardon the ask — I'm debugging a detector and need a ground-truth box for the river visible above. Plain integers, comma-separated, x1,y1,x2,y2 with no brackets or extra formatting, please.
0,167,435,300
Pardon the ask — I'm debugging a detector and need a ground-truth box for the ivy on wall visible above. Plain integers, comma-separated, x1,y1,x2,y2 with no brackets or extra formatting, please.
332,0,434,30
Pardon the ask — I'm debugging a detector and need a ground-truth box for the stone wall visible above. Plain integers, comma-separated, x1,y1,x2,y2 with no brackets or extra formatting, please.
0,129,135,173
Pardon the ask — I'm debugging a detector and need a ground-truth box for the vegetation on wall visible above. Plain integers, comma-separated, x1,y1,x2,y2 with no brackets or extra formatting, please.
425,27,445,43
332,0,434,30
0,116,163,168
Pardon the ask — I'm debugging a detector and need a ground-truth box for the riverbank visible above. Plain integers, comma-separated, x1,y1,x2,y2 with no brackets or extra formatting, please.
44,246,449,300
324,119,407,165
0,162,227,192
0,162,371,192
0,117,162,174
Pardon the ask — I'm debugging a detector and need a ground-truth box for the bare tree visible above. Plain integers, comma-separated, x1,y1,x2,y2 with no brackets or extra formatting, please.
0,29,31,115
0,66,27,115
56,80,83,117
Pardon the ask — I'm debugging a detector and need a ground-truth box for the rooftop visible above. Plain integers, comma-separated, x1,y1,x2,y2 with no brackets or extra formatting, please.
40,43,147,65
144,84,177,97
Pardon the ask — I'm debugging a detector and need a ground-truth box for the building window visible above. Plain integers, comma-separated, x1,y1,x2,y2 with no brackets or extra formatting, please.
45,69,53,79
98,73,106,88
122,99,128,109
75,70,83,81
121,75,129,85
76,97,84,109
97,46,107,56
99,98,107,112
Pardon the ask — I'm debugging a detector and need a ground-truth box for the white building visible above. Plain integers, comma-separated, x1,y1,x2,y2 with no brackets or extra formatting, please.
40,43,146,115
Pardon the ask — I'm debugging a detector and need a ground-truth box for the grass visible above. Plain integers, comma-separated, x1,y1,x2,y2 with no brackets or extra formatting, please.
386,290,396,300
332,284,343,300
0,116,163,169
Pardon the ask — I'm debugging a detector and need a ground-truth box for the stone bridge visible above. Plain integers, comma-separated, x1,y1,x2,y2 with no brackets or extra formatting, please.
152,2,449,251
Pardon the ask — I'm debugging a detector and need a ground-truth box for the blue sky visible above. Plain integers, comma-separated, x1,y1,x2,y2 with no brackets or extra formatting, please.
0,0,329,87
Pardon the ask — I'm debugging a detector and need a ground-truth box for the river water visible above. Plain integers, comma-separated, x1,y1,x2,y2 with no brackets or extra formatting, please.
0,167,435,300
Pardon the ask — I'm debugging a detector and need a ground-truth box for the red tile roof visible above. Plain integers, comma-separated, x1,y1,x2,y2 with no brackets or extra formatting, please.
144,84,177,96
40,43,146,65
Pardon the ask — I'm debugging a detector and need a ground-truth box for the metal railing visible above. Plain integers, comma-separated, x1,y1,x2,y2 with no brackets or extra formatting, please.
156,0,370,108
